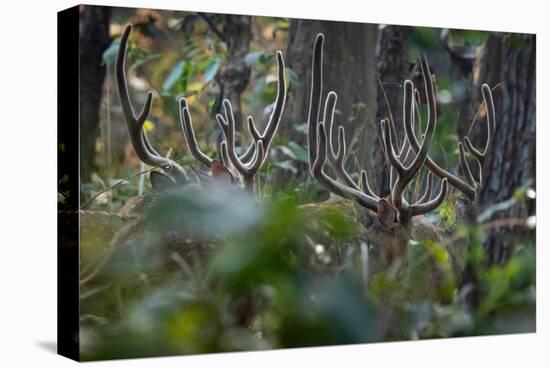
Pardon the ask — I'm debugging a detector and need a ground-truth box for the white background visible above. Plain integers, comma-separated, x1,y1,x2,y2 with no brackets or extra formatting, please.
0,0,546,365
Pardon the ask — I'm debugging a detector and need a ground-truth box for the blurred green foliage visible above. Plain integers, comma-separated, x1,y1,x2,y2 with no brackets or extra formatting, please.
79,185,535,360
77,12,535,361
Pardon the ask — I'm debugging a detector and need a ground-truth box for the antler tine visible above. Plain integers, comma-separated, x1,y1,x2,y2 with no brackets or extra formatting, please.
404,58,496,202
381,84,421,179
380,71,437,221
410,178,448,216
463,84,496,160
312,121,378,211
414,88,423,131
386,85,414,190
321,91,362,191
401,72,436,181
334,125,362,190
389,122,412,191
211,51,285,190
247,141,265,172
306,34,363,192
324,91,339,161
308,34,325,170
458,141,477,189
140,130,160,157
217,99,265,191
360,170,380,200
454,83,494,194
307,33,379,211
416,171,433,204
178,97,213,168
239,51,287,164
219,141,232,169
115,24,187,182
247,116,262,142
390,110,407,157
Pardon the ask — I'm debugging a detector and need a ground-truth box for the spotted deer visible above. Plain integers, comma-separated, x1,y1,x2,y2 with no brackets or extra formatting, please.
116,24,286,194
80,27,495,287
306,34,495,273
79,24,287,284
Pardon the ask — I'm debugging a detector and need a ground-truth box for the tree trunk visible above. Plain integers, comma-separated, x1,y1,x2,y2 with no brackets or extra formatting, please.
475,33,536,264
369,25,409,197
279,19,378,184
79,5,111,182
446,41,476,139
218,15,252,130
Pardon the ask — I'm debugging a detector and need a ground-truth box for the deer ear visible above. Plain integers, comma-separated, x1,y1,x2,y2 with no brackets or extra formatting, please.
378,198,398,230
211,160,235,185
150,171,176,191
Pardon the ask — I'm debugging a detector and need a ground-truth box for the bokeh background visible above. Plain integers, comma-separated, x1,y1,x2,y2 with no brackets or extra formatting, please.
66,5,536,360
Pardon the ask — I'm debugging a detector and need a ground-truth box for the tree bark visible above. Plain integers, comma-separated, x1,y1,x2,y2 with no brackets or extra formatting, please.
218,15,252,130
474,33,536,264
79,5,111,182
369,25,409,197
446,40,476,139
279,19,378,183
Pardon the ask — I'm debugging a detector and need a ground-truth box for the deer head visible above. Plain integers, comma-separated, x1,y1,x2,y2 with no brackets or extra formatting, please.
307,34,495,268
115,24,286,194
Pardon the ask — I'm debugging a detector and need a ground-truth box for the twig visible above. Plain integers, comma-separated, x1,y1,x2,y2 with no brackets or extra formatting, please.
377,78,397,145
467,82,501,136
376,77,402,174
449,216,533,244
197,12,227,44
80,166,157,210
480,217,532,231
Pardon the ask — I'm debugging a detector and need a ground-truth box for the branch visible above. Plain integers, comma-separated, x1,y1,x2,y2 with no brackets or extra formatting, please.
197,13,227,44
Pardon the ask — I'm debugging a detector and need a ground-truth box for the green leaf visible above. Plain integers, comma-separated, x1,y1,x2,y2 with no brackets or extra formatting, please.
273,161,297,173
422,240,450,265
130,53,163,70
461,31,489,46
261,83,277,103
439,200,456,226
293,122,308,135
162,61,187,92
287,141,309,163
244,51,263,66
277,145,297,160
204,59,221,83
285,68,300,88
449,29,489,47
102,39,120,65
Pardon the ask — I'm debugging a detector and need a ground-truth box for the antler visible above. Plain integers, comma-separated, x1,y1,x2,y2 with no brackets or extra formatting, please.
380,59,448,221
117,23,239,188
116,24,188,183
178,97,214,168
216,51,287,191
239,51,287,164
312,120,379,210
308,33,448,226
323,92,364,191
404,70,496,202
216,100,265,191
308,34,379,213
458,84,495,194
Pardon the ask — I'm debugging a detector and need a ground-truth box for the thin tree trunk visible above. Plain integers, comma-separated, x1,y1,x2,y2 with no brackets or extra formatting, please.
369,25,409,197
446,41,476,139
279,19,378,184
475,33,536,264
79,5,111,182
218,15,252,130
